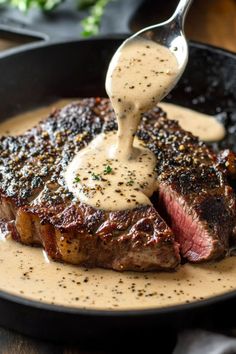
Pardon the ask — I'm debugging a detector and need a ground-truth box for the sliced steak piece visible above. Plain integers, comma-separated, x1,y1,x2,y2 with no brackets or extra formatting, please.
0,98,180,271
10,203,180,271
137,107,236,262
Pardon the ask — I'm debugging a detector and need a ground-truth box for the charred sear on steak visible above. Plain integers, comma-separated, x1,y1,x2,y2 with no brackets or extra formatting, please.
216,149,236,180
0,98,235,270
138,108,235,262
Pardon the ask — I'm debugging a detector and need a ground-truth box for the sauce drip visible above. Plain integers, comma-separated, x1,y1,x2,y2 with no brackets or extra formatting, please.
65,39,179,210
106,39,178,156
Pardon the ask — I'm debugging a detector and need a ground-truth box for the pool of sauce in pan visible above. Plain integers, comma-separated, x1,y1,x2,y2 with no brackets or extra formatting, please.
0,99,233,310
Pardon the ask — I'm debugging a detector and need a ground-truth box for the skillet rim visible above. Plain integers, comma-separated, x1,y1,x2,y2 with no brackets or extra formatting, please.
0,35,236,60
0,36,235,318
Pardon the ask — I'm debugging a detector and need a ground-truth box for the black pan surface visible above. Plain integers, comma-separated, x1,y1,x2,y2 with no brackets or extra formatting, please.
0,38,236,344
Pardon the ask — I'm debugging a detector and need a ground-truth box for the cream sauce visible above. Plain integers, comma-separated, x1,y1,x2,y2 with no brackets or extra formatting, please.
64,131,156,210
0,232,236,309
65,39,179,211
1,99,224,143
159,102,225,141
0,99,73,135
0,101,234,310
106,39,179,156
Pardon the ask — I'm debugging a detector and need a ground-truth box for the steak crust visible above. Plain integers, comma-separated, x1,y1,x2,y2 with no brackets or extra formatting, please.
138,107,235,261
0,98,180,271
0,98,235,269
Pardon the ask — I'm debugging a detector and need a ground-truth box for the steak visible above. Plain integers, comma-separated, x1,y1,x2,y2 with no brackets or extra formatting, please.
138,107,235,262
216,149,236,180
0,98,235,270
0,98,180,271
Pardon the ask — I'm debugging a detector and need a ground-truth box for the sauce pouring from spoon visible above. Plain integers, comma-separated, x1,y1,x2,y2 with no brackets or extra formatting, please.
65,0,193,211
106,0,193,159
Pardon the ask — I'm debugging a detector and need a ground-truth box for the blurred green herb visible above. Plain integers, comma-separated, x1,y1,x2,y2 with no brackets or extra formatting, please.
0,0,113,36
77,0,96,9
0,0,64,12
80,0,111,37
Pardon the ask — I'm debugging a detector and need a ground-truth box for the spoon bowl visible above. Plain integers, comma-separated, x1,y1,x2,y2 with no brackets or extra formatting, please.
107,0,193,101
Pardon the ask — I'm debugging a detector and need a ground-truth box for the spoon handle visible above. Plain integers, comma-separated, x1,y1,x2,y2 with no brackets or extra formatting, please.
171,0,193,27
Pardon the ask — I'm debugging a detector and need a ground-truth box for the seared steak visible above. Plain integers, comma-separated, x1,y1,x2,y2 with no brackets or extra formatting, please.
216,149,236,180
0,98,180,271
0,98,235,269
138,107,235,262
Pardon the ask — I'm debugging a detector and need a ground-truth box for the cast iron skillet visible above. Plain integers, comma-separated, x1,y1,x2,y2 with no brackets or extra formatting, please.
0,36,236,347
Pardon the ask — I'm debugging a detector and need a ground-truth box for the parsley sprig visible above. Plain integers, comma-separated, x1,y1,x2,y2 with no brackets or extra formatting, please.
126,179,134,186
91,172,101,180
74,176,81,183
103,165,112,175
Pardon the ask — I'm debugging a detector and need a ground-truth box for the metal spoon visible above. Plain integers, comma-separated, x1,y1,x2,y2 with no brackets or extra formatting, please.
106,0,193,100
